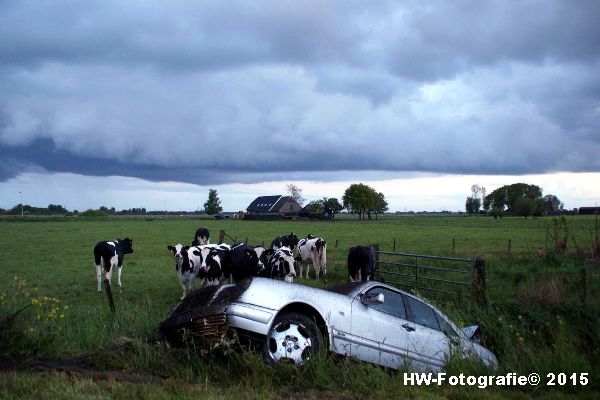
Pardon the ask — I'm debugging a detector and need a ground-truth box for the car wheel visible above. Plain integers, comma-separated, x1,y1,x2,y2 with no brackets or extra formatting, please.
262,312,323,366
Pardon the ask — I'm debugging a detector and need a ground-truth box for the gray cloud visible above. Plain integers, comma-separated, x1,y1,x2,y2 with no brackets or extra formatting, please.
0,0,599,186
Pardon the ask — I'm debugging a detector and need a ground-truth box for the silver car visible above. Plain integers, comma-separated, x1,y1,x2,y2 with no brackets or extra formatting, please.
159,277,497,371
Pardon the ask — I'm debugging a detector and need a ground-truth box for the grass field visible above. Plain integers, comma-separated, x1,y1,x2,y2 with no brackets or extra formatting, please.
1,215,599,399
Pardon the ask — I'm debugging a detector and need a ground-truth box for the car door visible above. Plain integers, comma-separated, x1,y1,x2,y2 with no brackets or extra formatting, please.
349,286,429,370
402,295,455,371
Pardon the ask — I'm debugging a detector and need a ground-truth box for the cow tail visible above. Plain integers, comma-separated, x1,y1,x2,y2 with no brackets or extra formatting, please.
319,239,326,265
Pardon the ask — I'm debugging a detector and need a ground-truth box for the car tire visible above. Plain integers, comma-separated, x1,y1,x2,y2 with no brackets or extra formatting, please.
262,312,324,367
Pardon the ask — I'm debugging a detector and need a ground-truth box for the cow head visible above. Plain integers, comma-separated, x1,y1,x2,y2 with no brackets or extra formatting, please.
196,246,222,276
118,238,134,254
167,244,185,271
271,247,296,282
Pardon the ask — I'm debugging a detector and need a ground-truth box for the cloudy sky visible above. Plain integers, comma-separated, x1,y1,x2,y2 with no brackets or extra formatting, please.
1,1,599,212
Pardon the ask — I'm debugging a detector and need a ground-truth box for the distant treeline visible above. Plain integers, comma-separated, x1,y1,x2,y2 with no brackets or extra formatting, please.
0,204,207,217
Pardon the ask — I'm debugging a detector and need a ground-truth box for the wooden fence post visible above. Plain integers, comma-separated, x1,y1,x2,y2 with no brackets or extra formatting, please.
219,230,225,244
104,278,116,313
335,239,339,249
508,239,512,253
393,238,396,252
473,257,487,306
452,238,455,250
581,267,587,303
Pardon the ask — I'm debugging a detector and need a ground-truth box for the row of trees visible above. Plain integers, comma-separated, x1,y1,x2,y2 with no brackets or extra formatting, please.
285,183,389,220
1,204,69,216
465,183,565,218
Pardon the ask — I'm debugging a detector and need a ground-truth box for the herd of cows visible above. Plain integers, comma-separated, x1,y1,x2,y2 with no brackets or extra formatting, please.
93,228,377,297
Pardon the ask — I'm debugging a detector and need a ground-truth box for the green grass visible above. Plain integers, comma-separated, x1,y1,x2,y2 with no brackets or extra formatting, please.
1,215,599,398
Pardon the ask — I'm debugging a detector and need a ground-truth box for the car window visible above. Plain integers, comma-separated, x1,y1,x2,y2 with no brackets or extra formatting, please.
436,312,458,338
364,287,407,320
404,296,440,331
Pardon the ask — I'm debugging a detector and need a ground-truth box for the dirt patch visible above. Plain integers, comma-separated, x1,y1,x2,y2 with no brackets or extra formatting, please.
0,357,167,384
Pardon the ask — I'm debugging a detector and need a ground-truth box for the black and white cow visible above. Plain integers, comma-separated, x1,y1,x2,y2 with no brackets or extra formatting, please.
191,227,210,246
295,236,327,280
167,243,197,298
192,243,231,286
93,238,133,292
224,243,273,283
270,232,299,251
347,245,376,282
270,246,297,282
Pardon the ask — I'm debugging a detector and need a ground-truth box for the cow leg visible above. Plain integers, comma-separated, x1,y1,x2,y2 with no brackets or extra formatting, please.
96,264,103,292
179,274,188,298
314,264,320,280
117,266,122,288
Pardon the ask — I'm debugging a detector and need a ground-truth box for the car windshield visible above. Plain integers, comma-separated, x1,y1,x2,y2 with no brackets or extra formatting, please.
325,281,364,295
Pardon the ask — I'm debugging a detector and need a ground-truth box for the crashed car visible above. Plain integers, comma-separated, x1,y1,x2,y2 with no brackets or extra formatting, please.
159,277,497,371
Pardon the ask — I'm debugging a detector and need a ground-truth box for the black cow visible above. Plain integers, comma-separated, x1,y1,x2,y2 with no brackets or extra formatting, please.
224,243,273,283
347,245,375,282
94,238,133,292
270,232,299,251
192,227,210,246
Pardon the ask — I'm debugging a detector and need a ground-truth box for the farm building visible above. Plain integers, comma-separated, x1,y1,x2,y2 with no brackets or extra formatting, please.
578,207,600,215
244,195,302,220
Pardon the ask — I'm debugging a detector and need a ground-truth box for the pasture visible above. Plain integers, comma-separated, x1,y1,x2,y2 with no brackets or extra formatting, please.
1,215,599,399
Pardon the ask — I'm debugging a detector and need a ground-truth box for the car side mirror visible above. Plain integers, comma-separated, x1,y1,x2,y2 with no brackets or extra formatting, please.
361,292,384,305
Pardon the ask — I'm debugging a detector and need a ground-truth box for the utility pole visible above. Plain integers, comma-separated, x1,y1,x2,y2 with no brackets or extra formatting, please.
19,191,23,217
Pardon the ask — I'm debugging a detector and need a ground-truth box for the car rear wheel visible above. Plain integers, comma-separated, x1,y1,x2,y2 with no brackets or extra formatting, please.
262,312,323,366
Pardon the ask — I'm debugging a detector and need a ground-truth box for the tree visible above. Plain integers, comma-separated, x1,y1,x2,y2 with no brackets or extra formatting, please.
514,197,537,219
371,192,389,219
323,197,343,219
471,185,486,211
203,189,223,215
543,194,564,213
342,183,383,220
307,199,324,213
484,183,543,215
286,184,305,205
465,197,481,214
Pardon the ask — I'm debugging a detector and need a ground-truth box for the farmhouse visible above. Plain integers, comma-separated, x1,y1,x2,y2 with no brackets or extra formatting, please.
578,207,600,215
244,195,302,220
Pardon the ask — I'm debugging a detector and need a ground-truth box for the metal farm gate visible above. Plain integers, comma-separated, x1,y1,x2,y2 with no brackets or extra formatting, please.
373,246,486,304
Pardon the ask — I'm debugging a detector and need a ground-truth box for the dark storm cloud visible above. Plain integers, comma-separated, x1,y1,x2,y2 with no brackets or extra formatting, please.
0,0,599,185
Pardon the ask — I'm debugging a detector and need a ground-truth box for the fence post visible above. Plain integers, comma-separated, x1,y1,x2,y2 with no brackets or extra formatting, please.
335,239,339,249
508,239,512,253
473,257,487,305
452,238,455,250
414,256,419,292
219,230,225,244
581,267,587,303
245,237,248,245
393,238,396,252
104,278,116,313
